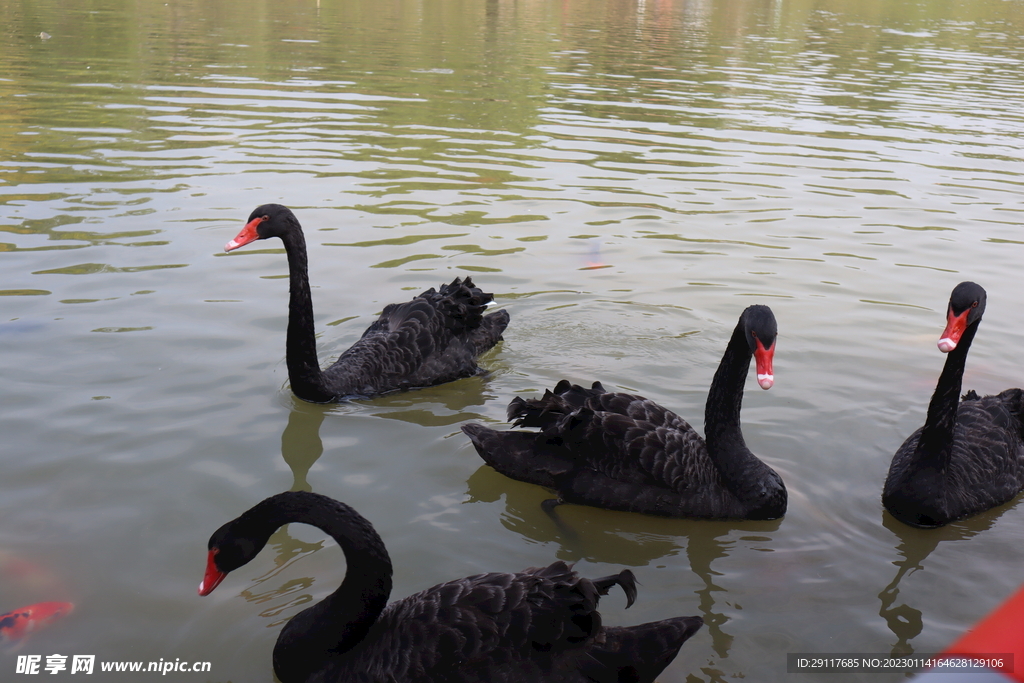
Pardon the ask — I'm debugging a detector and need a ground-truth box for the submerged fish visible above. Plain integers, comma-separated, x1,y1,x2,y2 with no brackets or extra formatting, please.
0,602,74,645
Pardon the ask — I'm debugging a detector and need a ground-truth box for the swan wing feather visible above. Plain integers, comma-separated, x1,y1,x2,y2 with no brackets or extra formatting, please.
323,278,508,398
346,562,676,682
885,389,1024,526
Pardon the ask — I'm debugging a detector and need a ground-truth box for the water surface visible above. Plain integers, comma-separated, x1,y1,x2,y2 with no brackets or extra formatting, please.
3,1,1024,681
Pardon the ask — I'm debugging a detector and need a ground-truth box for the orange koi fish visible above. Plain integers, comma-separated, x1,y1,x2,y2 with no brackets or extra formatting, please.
0,602,74,645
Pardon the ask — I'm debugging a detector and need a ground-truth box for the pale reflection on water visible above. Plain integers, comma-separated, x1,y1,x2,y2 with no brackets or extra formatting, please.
2,0,1024,681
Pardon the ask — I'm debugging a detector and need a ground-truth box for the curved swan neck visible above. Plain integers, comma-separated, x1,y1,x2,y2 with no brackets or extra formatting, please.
280,227,333,402
704,321,752,468
916,319,980,468
262,493,393,683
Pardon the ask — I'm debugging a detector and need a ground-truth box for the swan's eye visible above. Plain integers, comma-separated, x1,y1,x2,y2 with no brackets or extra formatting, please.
971,301,978,308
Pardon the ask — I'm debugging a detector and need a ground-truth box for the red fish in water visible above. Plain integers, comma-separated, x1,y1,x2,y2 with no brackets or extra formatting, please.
0,602,74,646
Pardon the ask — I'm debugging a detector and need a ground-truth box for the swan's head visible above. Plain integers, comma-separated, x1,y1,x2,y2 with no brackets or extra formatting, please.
741,304,777,390
225,203,297,252
198,513,270,597
937,281,986,353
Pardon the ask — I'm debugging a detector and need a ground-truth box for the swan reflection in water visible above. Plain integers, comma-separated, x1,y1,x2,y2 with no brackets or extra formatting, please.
878,500,1020,655
279,372,499,491
466,465,784,664
365,374,503,427
280,402,328,492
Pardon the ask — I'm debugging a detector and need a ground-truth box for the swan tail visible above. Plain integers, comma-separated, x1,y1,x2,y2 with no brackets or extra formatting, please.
581,616,703,683
469,308,510,356
589,569,638,608
461,423,572,489
507,391,570,428
507,380,607,428
524,564,638,649
429,276,500,335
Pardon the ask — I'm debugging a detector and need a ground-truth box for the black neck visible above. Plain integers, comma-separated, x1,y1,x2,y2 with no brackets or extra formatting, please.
704,321,755,483
280,229,333,402
914,320,979,470
249,493,393,683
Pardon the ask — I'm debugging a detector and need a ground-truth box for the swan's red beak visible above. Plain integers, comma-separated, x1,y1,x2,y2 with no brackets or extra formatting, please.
938,306,970,353
754,339,774,390
198,549,226,597
225,216,264,252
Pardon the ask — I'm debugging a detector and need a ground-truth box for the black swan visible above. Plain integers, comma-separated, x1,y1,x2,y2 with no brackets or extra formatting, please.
198,491,703,683
883,282,1024,528
462,305,786,520
224,204,510,402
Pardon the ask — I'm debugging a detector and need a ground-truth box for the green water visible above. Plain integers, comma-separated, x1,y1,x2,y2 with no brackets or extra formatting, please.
3,0,1024,681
